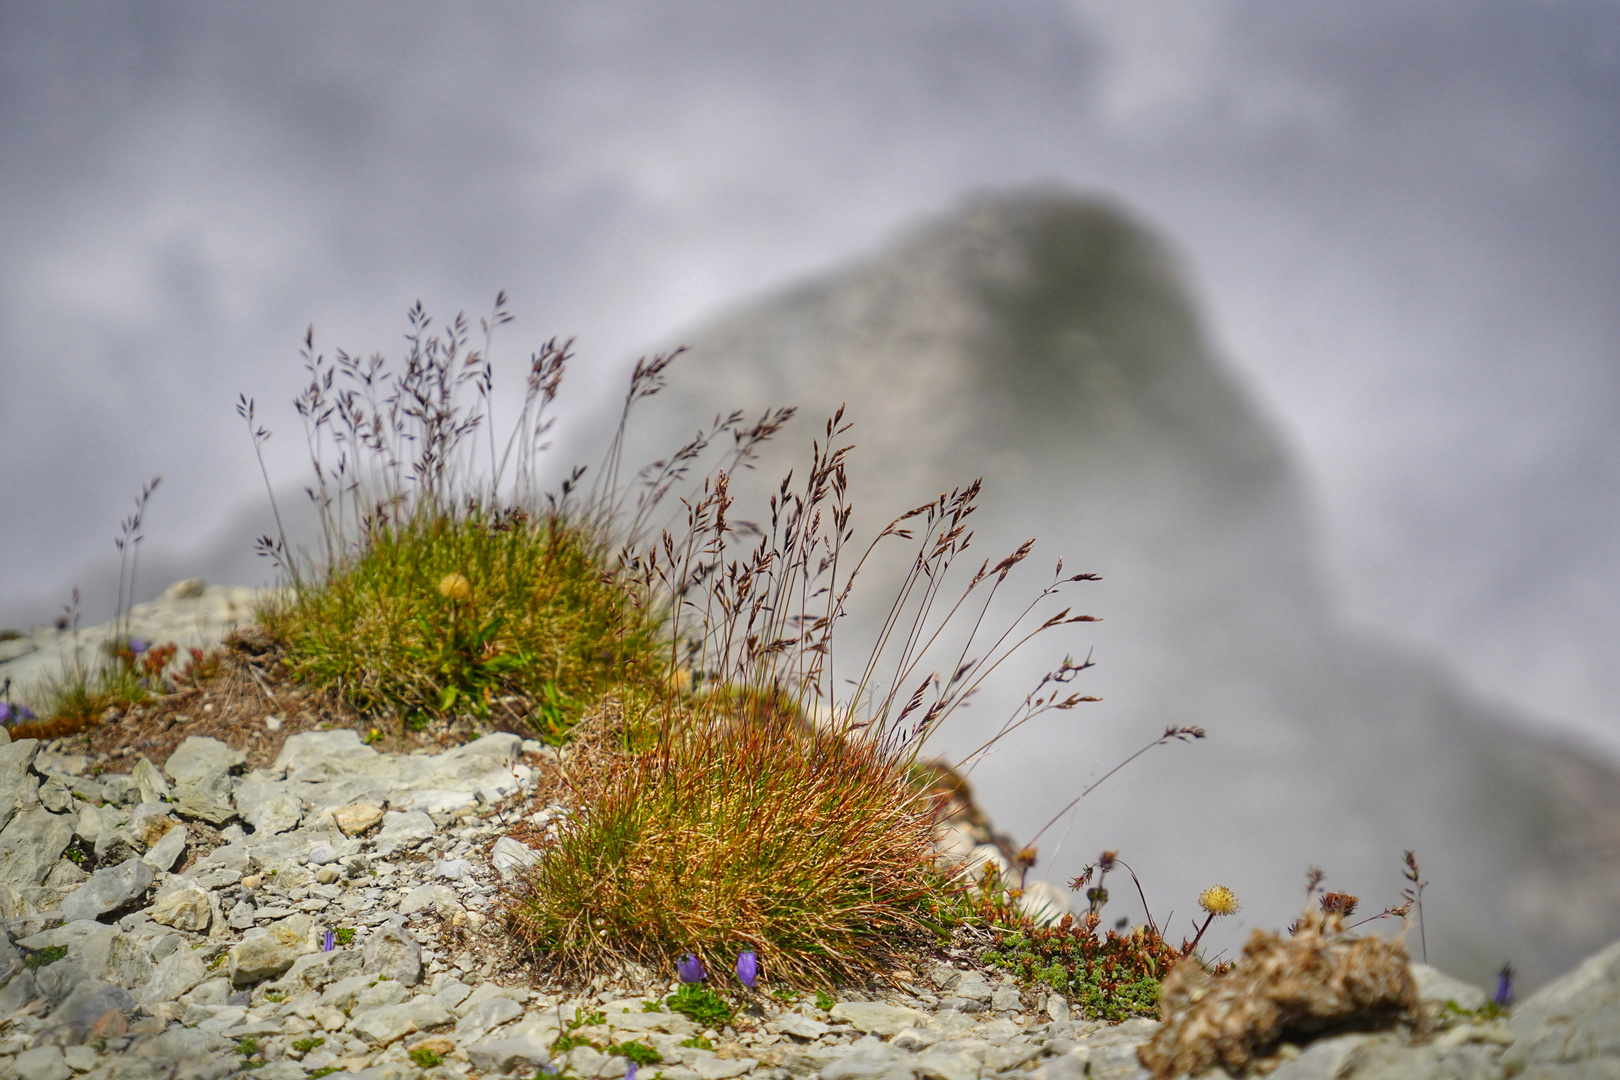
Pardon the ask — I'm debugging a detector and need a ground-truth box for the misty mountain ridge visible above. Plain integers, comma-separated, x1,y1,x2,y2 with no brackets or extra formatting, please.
620,189,1620,991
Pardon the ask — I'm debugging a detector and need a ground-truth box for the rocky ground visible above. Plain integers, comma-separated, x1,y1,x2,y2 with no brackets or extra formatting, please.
1,581,1616,1080
0,723,1616,1080
0,580,262,702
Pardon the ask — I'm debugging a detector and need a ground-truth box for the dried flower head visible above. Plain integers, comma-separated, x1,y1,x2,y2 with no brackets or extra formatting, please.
1198,885,1241,917
1014,846,1038,871
1319,892,1359,918
437,573,472,601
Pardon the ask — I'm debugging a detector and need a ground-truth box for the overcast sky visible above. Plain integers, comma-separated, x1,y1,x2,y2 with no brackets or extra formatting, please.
3,0,1620,761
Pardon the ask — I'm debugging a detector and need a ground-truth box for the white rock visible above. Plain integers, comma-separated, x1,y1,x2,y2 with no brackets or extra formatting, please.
1411,963,1488,1012
163,737,246,788
349,997,455,1045
274,730,381,784
139,947,209,1005
142,821,188,872
491,836,540,880
234,774,303,836
777,1013,831,1039
60,856,153,922
467,1035,555,1074
434,857,473,882
150,885,211,931
831,1001,927,1036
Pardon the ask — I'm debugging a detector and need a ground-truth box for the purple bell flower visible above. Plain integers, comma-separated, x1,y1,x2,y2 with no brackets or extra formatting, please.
1495,963,1514,1008
677,953,705,983
19,704,34,720
624,1064,637,1080
0,703,10,724
323,930,336,953
736,950,758,989
128,638,149,655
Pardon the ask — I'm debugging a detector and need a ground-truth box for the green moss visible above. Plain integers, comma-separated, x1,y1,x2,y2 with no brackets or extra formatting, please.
979,910,1189,1022
24,945,68,970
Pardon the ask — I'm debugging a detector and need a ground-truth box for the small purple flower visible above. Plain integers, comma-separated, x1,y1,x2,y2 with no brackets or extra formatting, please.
535,1065,556,1077
624,1064,637,1080
18,704,34,721
323,929,336,953
736,950,758,989
1495,963,1514,1008
0,703,10,724
128,638,149,655
677,953,704,983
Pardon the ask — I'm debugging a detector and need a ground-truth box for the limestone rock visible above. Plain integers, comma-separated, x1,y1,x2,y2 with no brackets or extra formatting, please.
274,729,382,783
228,914,315,986
453,994,524,1040
1411,963,1489,1013
73,803,112,848
362,922,423,986
778,1014,831,1040
235,773,302,835
831,1001,927,1036
168,784,236,826
467,1035,555,1074
374,809,435,857
333,802,384,837
491,835,540,880
272,948,363,994
0,807,76,886
43,856,89,890
50,978,136,1041
131,756,170,803
349,997,455,1045
138,945,208,1005
150,885,211,931
1505,936,1620,1075
163,736,245,788
141,820,188,871
820,1042,916,1080
0,737,43,833
39,775,73,814
59,857,154,922
14,1045,71,1080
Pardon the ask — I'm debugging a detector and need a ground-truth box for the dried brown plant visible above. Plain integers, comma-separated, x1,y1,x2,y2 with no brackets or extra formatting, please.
1137,908,1419,1078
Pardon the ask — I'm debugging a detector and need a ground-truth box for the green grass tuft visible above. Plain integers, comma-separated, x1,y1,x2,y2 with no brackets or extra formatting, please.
662,984,735,1028
259,509,662,737
407,1047,443,1068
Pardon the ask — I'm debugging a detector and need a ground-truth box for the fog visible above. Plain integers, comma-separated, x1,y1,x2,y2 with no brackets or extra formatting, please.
4,2,1620,982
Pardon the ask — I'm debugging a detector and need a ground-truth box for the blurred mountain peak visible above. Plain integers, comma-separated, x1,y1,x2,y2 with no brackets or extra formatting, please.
634,186,1620,990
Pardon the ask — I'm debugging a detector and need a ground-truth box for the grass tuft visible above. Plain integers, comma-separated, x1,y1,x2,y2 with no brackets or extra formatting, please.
258,509,661,735
505,701,956,988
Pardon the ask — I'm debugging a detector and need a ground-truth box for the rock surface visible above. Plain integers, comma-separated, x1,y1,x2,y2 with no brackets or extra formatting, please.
0,713,1612,1078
